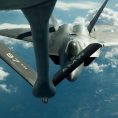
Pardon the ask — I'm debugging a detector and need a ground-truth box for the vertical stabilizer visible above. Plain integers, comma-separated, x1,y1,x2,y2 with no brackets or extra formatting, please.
87,0,109,33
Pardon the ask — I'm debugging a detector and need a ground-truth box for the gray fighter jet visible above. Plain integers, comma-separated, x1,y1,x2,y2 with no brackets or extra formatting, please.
0,0,118,103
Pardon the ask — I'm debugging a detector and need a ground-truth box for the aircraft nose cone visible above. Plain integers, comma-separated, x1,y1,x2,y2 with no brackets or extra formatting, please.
66,41,80,57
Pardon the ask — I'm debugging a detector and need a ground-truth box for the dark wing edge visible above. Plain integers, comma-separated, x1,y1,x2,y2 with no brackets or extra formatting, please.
0,42,37,86
0,28,32,42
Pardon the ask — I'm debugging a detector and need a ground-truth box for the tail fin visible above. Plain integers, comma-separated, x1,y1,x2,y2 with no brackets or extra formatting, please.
0,42,37,86
87,0,109,33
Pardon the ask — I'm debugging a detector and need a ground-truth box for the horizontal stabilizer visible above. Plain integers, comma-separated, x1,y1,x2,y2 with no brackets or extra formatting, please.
0,42,37,86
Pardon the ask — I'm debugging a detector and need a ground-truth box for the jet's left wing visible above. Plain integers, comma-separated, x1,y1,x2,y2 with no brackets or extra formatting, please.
91,25,118,47
0,42,37,86
95,32,118,47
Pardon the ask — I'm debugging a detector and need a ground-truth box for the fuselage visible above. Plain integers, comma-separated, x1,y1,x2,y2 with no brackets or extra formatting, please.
49,23,100,81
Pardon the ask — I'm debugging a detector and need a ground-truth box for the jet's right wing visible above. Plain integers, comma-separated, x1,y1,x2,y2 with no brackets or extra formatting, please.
0,24,32,42
0,16,59,42
0,42,37,86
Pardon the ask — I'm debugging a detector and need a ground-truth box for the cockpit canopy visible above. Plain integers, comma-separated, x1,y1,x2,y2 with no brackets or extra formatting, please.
73,24,89,36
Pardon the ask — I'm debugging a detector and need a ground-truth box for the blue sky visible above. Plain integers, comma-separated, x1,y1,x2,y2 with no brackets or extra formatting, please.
0,0,118,118
53,0,118,22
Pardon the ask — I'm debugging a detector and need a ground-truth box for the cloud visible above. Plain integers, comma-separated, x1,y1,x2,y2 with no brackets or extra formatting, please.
0,23,29,29
0,68,17,94
88,47,118,73
0,84,11,93
88,62,108,73
0,67,9,81
74,8,118,27
0,67,17,93
115,4,118,7
105,48,118,58
86,8,118,26
55,1,99,11
21,42,33,49
104,47,118,68
0,10,22,14
0,36,32,49
0,84,17,93
74,17,86,25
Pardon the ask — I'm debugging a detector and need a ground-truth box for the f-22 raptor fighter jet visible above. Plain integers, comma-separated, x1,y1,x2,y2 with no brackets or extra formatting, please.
0,0,118,103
